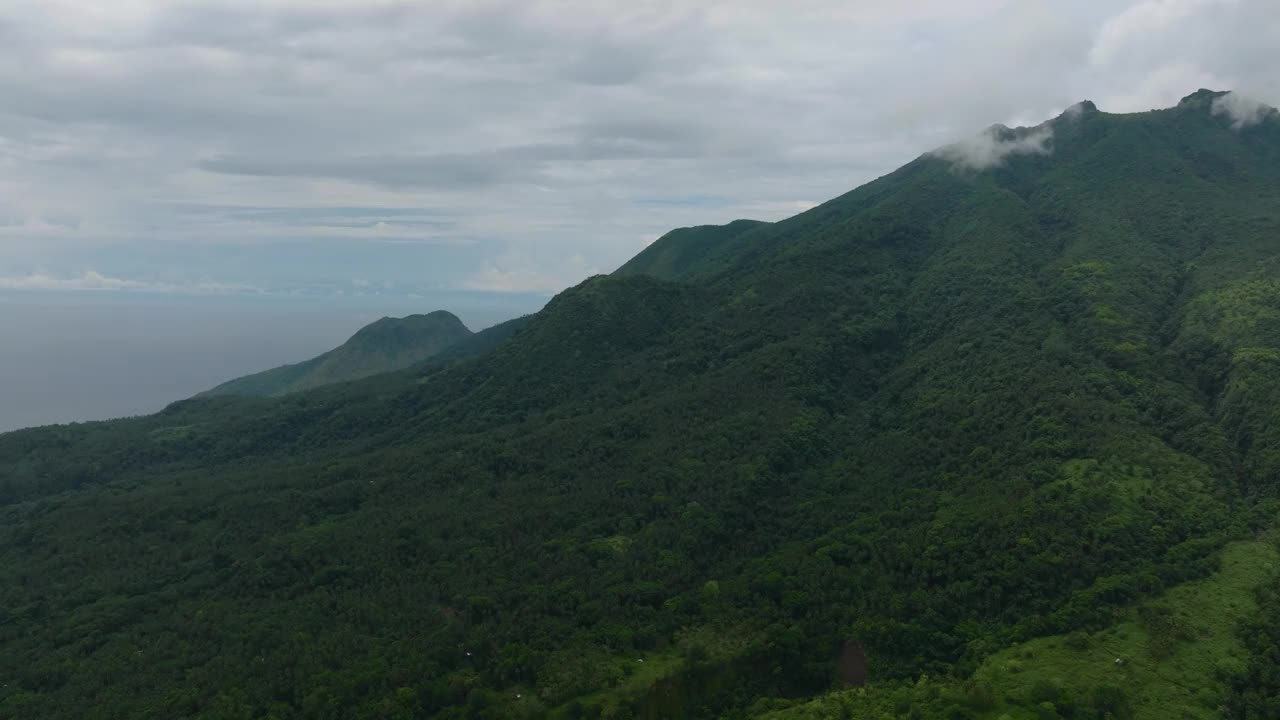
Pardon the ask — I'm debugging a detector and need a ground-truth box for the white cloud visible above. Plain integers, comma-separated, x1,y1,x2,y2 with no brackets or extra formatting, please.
1060,102,1088,120
461,266,567,294
1101,62,1230,113
0,1,1277,297
932,125,1054,172
0,270,257,294
1212,91,1278,129
1089,0,1227,67
461,253,597,294
0,270,152,291
1087,0,1279,113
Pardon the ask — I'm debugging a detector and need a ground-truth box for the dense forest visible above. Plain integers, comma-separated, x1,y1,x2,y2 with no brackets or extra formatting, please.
2,90,1280,719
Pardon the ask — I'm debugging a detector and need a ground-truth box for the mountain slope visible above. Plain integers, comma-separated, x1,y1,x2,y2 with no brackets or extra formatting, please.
1,90,1279,720
425,313,535,365
201,310,473,397
615,218,770,280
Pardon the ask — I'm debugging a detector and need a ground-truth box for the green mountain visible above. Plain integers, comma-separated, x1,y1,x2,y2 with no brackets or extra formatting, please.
201,310,474,397
3,90,1280,720
615,218,770,280
428,314,536,365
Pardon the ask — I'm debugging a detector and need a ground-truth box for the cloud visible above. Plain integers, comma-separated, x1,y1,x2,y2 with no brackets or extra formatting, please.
461,266,569,294
1086,0,1279,112
1059,101,1092,120
0,1,1278,298
931,125,1054,171
1089,0,1224,67
1212,91,1278,129
199,150,545,190
1101,63,1231,113
0,270,152,291
0,270,257,294
196,133,718,189
461,253,597,294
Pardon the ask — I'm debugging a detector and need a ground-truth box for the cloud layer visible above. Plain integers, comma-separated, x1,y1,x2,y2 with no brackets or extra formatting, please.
0,271,154,291
933,125,1055,171
1212,91,1279,130
0,270,257,293
0,1,1277,295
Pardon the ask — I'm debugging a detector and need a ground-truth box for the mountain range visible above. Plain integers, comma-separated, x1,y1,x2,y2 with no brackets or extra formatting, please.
1,89,1279,720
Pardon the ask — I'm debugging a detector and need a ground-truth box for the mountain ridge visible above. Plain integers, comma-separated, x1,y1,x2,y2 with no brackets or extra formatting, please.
200,309,473,397
1,90,1280,719
615,218,771,280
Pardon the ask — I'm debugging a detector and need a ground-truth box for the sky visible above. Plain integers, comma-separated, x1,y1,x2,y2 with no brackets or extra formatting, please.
0,0,1277,301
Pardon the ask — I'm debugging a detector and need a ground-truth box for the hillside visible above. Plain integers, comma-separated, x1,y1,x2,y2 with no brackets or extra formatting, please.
201,310,473,397
1,90,1280,720
615,218,770,280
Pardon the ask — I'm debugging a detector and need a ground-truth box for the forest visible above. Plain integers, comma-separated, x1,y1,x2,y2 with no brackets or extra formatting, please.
1,90,1279,719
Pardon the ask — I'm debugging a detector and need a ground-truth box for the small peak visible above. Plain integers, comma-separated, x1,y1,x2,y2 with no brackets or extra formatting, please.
351,311,469,341
983,123,1016,141
1056,101,1097,122
1069,100,1097,115
1178,88,1229,107
422,309,464,323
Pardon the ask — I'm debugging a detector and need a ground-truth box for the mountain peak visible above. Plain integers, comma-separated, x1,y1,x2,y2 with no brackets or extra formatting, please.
1178,88,1230,108
424,309,463,322
201,310,473,397
1059,99,1098,118
353,311,467,340
615,218,770,280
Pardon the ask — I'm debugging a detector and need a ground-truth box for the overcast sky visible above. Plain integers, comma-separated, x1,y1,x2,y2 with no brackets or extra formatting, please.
1,0,1277,299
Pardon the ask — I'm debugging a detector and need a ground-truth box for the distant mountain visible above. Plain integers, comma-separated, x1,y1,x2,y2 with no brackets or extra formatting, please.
201,310,473,397
615,218,769,280
425,313,535,365
3,90,1280,720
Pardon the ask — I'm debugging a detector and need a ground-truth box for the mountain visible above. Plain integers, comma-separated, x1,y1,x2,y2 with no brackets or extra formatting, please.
427,313,536,365
2,90,1280,720
201,310,474,397
615,218,770,280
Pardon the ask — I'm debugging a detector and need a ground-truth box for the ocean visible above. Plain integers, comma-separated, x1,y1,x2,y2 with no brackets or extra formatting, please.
0,290,544,434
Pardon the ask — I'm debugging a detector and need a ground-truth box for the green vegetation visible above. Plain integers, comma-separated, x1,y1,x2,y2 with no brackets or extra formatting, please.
201,310,473,397
1,90,1279,719
615,218,770,280
978,540,1276,719
752,540,1279,719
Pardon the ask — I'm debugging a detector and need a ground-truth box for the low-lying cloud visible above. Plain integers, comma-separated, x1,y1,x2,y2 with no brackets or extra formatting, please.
0,270,255,294
1212,91,1278,130
461,253,597,294
932,125,1054,171
0,270,152,291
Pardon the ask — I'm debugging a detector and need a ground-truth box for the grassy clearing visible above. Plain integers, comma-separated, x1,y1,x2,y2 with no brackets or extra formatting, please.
756,540,1278,720
975,540,1277,719
532,626,762,718
557,651,685,717
494,651,686,719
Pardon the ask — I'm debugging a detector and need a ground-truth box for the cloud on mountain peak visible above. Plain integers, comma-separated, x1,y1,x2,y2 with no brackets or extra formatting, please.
931,125,1054,172
1212,91,1279,130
